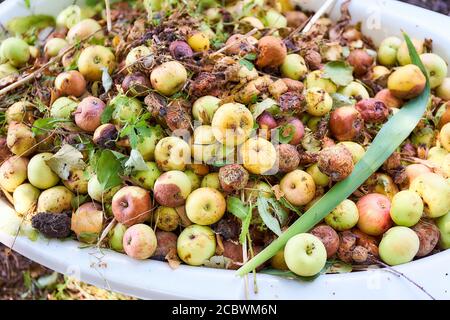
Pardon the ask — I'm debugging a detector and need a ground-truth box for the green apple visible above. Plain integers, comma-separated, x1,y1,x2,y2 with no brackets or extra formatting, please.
154,136,191,171
28,153,60,189
185,187,226,225
379,226,420,266
150,61,187,96
338,81,370,100
337,141,365,163
6,121,36,156
0,156,28,193
325,199,359,231
264,9,287,28
184,169,201,190
409,172,450,218
281,54,308,80
37,186,73,213
67,18,104,43
390,190,423,227
56,5,83,28
177,224,216,266
0,37,30,67
87,174,121,202
13,183,40,215
0,63,18,79
436,213,450,249
436,77,450,101
77,45,116,81
397,38,424,66
377,36,402,67
130,161,161,190
201,173,220,189
136,125,165,161
108,223,127,252
44,38,68,57
192,96,221,124
305,70,337,94
284,233,327,277
306,163,329,187
50,97,78,119
420,53,448,89
305,87,333,116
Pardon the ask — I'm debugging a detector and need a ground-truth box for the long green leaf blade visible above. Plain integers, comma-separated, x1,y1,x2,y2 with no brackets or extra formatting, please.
236,33,431,276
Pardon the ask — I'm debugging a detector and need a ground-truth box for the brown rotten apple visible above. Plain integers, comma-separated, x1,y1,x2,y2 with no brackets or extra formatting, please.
153,170,192,207
256,36,287,69
74,96,106,132
355,98,389,123
347,49,373,76
329,106,364,141
218,164,249,192
318,145,354,182
112,186,152,227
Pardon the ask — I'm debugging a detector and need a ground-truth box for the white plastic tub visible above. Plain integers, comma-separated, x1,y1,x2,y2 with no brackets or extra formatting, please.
1,0,449,300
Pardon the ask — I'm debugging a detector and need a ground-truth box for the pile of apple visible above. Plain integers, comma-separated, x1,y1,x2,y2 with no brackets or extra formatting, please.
0,0,449,278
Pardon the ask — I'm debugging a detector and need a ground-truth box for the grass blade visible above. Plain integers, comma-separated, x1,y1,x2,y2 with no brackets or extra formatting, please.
236,33,431,276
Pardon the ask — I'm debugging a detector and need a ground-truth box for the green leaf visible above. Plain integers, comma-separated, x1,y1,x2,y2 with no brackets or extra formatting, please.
331,93,355,108
101,67,113,94
7,15,55,34
36,272,59,289
252,98,278,120
124,149,148,174
71,194,89,209
244,53,257,61
239,59,254,71
257,196,282,236
101,105,114,124
226,196,248,220
239,204,253,245
24,0,31,8
323,61,354,86
96,150,123,190
274,124,295,144
31,118,68,136
277,197,302,216
236,33,431,276
266,198,290,224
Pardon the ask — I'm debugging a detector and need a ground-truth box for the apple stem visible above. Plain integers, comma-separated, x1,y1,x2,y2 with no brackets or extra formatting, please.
370,257,435,300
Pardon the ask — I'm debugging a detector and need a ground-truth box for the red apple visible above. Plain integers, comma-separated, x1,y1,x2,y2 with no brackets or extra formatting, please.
112,186,152,227
74,96,106,132
277,117,304,145
357,193,392,236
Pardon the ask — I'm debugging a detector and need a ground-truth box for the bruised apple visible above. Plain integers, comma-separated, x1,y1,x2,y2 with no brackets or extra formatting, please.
71,202,103,243
153,170,192,207
356,193,392,236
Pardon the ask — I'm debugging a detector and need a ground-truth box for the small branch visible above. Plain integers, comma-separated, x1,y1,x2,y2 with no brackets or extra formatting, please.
371,257,435,300
97,218,116,248
302,0,337,34
105,0,112,33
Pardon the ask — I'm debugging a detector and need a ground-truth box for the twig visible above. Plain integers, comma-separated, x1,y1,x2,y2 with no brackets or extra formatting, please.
210,28,258,57
301,0,337,34
96,218,116,248
105,0,112,33
0,28,104,97
371,257,435,300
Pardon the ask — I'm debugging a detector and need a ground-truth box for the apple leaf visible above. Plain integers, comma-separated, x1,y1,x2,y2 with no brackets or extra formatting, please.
124,149,148,174
252,98,278,120
101,67,113,94
257,196,282,236
323,61,354,86
100,104,114,124
226,196,248,220
45,144,86,180
96,150,123,190
239,58,254,71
